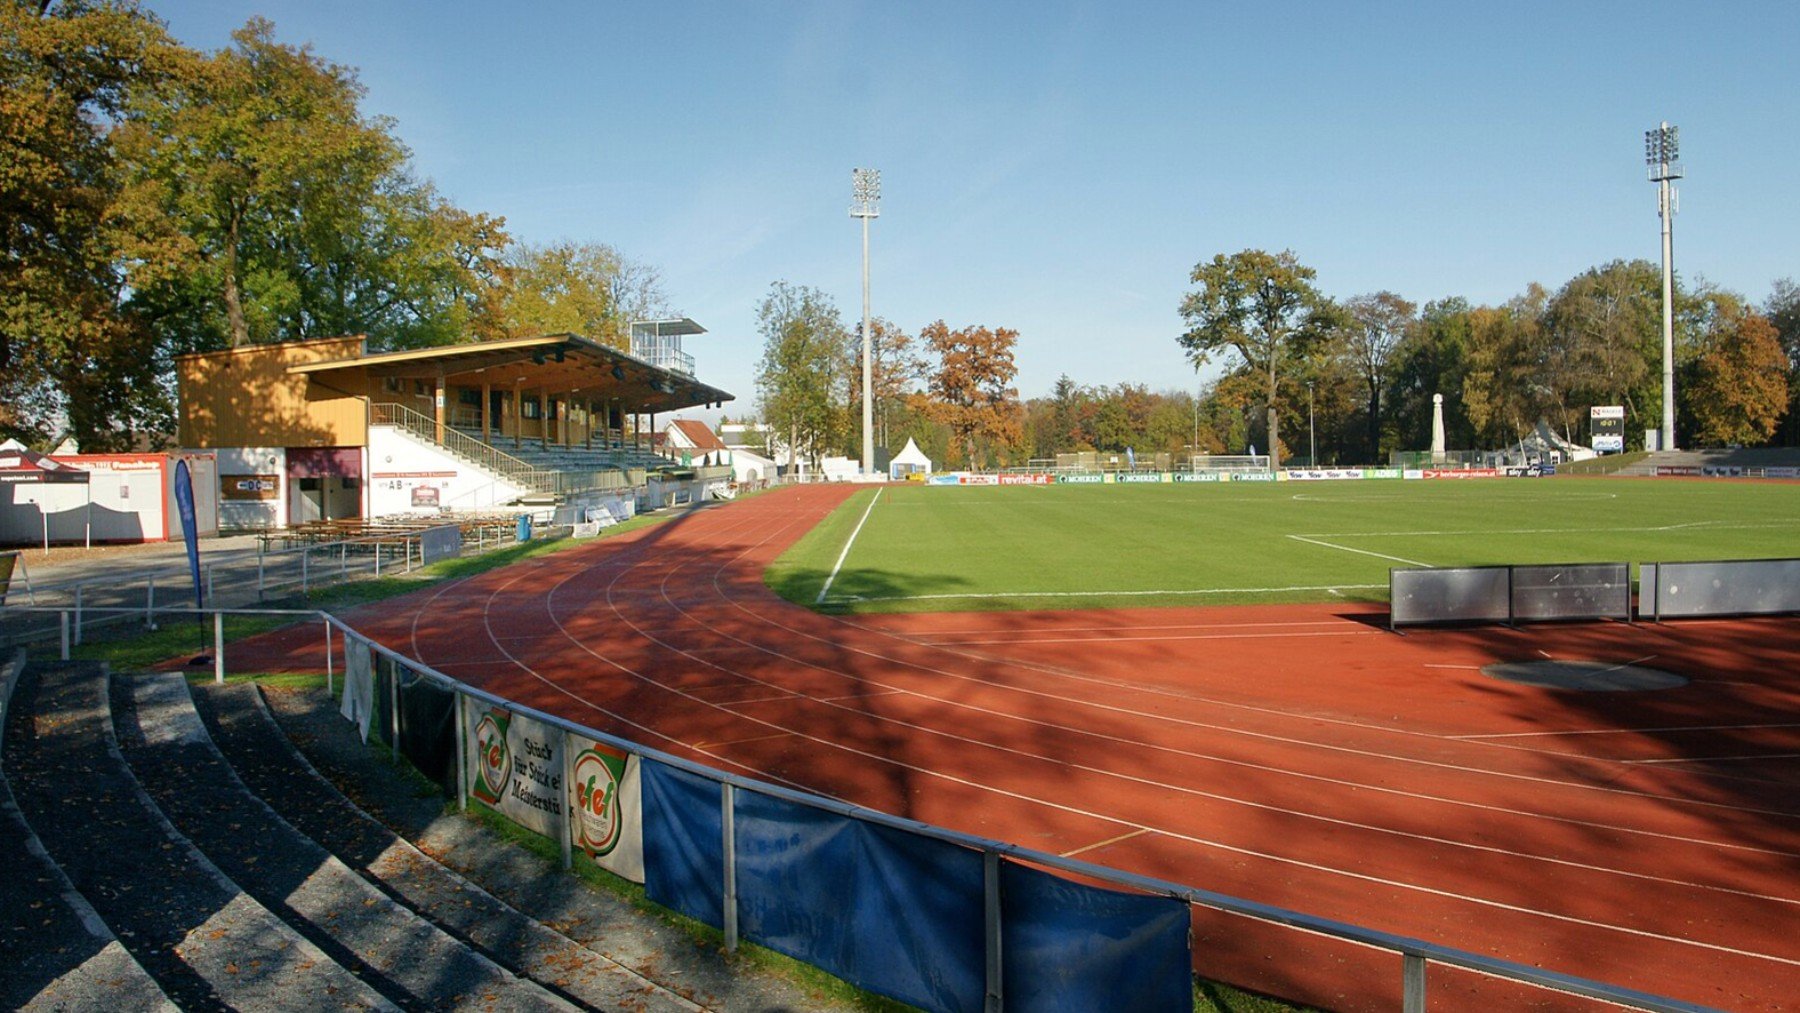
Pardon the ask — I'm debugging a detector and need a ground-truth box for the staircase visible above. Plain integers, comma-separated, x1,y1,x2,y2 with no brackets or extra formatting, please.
0,651,724,1011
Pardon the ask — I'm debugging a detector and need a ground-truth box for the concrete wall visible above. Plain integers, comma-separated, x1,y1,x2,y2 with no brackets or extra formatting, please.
367,425,526,516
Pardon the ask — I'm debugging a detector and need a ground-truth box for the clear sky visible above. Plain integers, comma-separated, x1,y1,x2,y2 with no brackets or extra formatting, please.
152,1,1800,420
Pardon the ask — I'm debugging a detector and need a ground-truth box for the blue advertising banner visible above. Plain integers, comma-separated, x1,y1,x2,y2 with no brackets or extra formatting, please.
734,789,986,1013
1001,862,1192,1012
174,460,203,608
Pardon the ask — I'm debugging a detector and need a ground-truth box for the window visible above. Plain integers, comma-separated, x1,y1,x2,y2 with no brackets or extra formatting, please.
521,396,541,420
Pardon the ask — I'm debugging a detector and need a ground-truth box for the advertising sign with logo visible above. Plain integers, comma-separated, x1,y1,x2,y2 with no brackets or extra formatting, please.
1423,468,1500,479
467,702,565,838
998,473,1053,485
1117,472,1167,483
1057,473,1105,484
1590,405,1625,453
1229,472,1277,482
567,736,644,883
1172,472,1221,482
1362,467,1403,480
221,474,279,501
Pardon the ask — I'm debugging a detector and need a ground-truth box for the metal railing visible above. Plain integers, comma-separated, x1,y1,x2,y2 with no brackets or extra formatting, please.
371,402,551,493
49,603,1698,1013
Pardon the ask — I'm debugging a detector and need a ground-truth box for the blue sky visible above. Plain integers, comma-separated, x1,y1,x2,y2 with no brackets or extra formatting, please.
154,2,1799,419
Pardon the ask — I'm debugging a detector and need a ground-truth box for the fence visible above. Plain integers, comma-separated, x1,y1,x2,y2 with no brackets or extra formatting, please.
1641,558,1800,620
1393,558,1800,627
1390,563,1633,628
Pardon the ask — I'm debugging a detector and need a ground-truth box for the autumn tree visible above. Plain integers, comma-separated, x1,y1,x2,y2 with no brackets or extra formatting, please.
1765,279,1800,445
1178,249,1328,469
755,281,848,471
1685,311,1789,446
917,321,1022,469
846,317,928,458
115,18,508,353
1,0,176,446
496,241,668,349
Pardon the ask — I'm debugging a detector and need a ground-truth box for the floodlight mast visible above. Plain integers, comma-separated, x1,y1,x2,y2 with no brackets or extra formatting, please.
1646,122,1682,451
851,168,881,477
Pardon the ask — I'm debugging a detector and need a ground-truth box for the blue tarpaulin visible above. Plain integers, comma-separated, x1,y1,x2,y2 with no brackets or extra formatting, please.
642,760,724,927
640,760,1192,1013
734,789,986,1013
1001,862,1192,1012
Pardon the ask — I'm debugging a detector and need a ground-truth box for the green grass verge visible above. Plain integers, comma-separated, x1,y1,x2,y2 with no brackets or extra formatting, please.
768,478,1800,613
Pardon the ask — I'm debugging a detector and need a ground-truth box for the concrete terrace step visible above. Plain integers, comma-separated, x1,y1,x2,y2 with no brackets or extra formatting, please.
2,661,396,1012
256,685,855,1013
115,674,576,1013
194,682,703,1013
0,652,174,1013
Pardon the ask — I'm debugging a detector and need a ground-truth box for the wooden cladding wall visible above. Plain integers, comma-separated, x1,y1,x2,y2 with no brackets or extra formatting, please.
178,337,370,449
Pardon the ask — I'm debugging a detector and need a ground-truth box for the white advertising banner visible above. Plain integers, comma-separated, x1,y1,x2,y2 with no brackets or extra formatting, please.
568,736,645,883
466,701,565,839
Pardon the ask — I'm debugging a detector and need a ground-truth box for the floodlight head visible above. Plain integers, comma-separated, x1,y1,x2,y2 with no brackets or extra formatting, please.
1645,122,1683,181
850,167,881,218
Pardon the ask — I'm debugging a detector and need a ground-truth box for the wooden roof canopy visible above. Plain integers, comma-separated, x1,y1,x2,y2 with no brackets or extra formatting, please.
288,333,733,413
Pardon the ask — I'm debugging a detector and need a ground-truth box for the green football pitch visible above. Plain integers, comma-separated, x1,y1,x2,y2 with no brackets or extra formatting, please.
765,479,1800,613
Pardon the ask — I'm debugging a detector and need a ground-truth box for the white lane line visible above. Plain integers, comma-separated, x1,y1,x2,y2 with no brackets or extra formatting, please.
1628,754,1800,765
830,583,1386,604
1424,664,1484,670
1286,534,1430,567
815,487,883,604
1459,723,1800,740
932,630,1386,647
1063,828,1148,858
693,731,796,750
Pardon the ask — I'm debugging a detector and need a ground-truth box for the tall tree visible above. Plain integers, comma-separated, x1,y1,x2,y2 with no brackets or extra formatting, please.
1178,249,1326,468
496,240,667,349
116,17,508,354
754,281,848,471
1540,260,1665,445
848,317,927,457
1764,278,1800,445
917,321,1022,469
1341,291,1416,460
1386,297,1475,455
1685,311,1789,446
1,0,175,446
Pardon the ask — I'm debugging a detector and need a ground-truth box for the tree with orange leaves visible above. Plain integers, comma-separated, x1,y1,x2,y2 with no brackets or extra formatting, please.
916,321,1023,470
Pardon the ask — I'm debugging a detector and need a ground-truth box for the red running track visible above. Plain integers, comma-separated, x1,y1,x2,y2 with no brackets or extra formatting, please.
229,485,1800,1012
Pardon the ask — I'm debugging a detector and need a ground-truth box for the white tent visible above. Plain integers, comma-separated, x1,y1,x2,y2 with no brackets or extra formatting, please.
889,437,933,480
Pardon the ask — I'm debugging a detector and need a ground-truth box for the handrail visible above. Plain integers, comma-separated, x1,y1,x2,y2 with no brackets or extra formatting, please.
304,605,1716,1013
370,402,553,492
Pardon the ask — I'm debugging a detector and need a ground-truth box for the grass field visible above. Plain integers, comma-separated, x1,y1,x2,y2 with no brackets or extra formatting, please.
766,478,1800,613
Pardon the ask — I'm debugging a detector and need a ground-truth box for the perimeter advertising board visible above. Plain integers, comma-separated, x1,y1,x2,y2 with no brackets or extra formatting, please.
466,702,565,838
1591,405,1625,453
567,735,645,882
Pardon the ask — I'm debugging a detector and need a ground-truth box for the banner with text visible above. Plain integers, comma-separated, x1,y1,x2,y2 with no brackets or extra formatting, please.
466,701,565,838
567,735,645,883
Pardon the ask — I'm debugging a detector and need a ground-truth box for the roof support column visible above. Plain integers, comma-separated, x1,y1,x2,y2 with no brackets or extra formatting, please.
481,381,491,445
433,376,446,444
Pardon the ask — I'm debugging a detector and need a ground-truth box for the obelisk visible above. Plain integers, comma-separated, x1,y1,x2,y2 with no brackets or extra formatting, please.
1430,393,1446,465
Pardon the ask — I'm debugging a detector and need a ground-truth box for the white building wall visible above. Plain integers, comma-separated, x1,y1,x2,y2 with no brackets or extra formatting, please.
212,446,286,531
367,425,526,515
